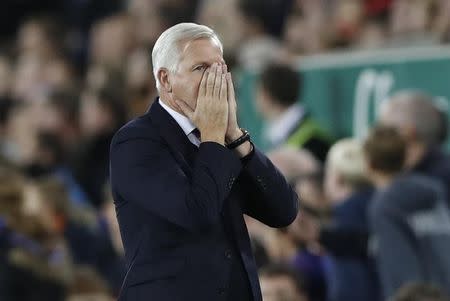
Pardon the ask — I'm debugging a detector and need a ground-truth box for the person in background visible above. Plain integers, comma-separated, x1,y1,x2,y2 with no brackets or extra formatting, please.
260,263,309,301
73,87,127,208
377,90,450,202
320,138,379,301
256,62,332,161
0,168,71,301
235,0,286,72
268,147,327,301
363,125,450,299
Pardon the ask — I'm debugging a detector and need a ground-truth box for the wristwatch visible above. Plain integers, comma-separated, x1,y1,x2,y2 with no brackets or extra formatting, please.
226,128,251,149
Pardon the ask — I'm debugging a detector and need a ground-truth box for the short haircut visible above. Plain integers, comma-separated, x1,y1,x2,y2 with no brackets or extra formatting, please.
259,62,301,108
151,23,223,91
326,138,369,188
363,125,406,174
389,283,450,301
380,91,443,146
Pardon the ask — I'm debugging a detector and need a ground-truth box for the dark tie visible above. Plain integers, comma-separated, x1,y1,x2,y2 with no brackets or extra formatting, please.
191,128,201,140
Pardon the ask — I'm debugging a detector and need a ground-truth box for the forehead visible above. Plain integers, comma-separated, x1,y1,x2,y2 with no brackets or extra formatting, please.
179,38,223,65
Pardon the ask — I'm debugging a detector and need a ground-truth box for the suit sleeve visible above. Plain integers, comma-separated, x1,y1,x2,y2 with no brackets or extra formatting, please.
239,146,299,228
110,133,242,233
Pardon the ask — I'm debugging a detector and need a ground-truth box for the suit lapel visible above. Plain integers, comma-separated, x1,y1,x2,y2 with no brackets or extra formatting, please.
145,99,197,175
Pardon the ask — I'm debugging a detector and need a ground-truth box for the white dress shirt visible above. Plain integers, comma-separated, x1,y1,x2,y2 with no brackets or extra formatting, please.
264,104,305,149
159,99,201,147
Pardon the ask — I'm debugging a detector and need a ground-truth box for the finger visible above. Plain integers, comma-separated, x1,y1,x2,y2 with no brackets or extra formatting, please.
220,73,227,101
175,99,194,120
213,64,222,98
222,63,227,74
199,69,208,97
227,73,236,105
206,63,217,97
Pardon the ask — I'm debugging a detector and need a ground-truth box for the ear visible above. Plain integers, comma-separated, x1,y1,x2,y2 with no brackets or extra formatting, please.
157,68,172,93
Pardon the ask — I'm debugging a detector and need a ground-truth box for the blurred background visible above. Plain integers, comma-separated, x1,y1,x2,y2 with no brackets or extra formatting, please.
0,0,449,300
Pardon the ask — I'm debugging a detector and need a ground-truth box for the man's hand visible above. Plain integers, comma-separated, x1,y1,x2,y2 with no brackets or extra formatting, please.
222,66,252,157
176,63,228,145
222,65,241,144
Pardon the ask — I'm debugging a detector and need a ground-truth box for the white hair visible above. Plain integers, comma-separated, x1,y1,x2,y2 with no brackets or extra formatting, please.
326,138,367,186
379,90,442,146
151,22,223,91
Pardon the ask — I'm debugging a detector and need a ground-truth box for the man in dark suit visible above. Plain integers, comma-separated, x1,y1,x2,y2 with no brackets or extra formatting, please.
110,23,299,301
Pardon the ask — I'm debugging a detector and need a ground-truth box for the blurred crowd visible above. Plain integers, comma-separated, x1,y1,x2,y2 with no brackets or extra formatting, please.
0,0,449,300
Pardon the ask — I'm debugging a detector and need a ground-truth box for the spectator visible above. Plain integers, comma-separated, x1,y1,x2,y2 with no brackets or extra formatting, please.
126,0,167,48
235,0,285,71
256,62,332,161
364,125,450,299
388,0,439,47
320,138,379,301
72,87,127,207
0,168,71,301
89,14,136,70
268,147,327,301
328,0,365,49
282,1,329,56
17,15,65,61
124,48,157,118
378,90,450,202
259,263,309,301
36,89,81,150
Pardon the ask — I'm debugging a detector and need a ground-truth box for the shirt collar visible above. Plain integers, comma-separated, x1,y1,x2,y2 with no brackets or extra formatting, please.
265,104,305,147
159,99,196,136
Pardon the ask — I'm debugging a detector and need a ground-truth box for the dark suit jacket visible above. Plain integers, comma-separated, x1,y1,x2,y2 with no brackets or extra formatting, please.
110,101,299,301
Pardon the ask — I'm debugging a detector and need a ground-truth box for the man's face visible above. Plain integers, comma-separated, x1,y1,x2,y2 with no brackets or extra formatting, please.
169,38,224,110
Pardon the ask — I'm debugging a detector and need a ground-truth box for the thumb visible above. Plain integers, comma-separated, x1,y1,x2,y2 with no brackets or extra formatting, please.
175,99,195,120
